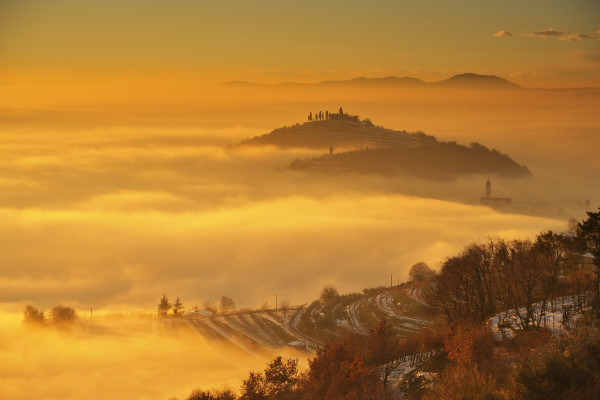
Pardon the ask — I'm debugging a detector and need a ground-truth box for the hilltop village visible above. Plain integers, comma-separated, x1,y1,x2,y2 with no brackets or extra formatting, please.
308,107,362,123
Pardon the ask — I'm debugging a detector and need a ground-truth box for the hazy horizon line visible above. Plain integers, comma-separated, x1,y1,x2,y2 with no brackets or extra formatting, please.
218,72,600,91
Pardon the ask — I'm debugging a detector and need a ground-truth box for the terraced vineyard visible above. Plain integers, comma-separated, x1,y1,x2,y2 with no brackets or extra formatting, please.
343,283,436,340
163,282,437,354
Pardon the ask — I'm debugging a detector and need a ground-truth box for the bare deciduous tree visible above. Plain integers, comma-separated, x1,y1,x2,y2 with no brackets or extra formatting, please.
23,305,45,326
49,305,77,325
408,262,435,282
319,285,339,305
203,300,218,313
220,296,236,313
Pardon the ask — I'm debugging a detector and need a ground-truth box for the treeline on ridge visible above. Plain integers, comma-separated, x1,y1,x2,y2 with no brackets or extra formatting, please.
23,304,77,327
431,232,595,327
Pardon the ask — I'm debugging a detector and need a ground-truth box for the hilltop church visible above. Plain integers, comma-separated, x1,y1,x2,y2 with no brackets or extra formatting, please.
308,107,360,123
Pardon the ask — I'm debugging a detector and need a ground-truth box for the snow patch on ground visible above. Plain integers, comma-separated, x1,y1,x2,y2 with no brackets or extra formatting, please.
490,293,592,340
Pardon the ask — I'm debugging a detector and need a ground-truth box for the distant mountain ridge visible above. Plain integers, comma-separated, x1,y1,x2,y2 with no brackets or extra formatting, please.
433,73,521,89
221,73,521,90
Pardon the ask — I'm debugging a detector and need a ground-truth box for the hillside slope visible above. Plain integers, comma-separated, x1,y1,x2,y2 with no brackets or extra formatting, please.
236,118,435,150
165,281,438,355
290,141,530,180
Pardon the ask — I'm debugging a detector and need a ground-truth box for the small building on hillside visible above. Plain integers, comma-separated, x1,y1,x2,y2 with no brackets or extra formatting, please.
309,107,360,122
328,106,360,122
480,178,512,206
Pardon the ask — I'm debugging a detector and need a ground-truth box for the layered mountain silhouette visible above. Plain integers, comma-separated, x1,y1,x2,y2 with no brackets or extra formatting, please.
235,114,530,180
221,73,521,90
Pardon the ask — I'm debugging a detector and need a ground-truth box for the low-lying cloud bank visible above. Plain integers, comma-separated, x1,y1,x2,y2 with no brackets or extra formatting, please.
0,114,592,313
0,123,573,312
0,313,300,400
0,90,595,399
0,193,562,311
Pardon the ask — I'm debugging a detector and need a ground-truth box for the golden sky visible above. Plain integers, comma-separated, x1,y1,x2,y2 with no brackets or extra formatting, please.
1,0,599,106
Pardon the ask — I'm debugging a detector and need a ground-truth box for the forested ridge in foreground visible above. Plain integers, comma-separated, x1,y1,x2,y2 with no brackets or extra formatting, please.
161,208,600,400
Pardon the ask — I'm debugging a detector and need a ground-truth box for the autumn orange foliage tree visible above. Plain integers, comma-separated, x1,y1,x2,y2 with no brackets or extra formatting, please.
239,357,299,400
443,325,495,370
301,335,383,400
513,322,600,399
364,319,403,390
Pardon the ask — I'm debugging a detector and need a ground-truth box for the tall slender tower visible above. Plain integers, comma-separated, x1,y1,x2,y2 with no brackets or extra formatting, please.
485,178,491,198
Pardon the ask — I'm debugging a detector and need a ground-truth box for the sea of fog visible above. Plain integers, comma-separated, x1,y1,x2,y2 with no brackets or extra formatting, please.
0,125,564,399
1,88,598,399
0,125,569,312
